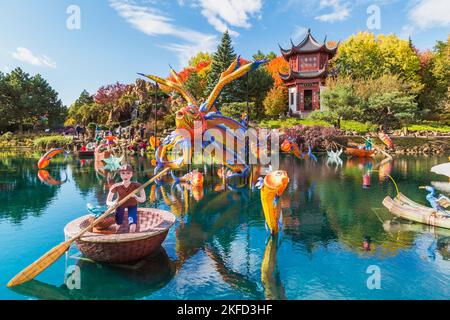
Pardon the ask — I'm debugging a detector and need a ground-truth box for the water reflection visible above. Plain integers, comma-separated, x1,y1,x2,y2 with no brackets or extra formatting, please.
37,170,67,186
2,152,450,299
11,247,174,300
0,152,63,223
261,236,286,300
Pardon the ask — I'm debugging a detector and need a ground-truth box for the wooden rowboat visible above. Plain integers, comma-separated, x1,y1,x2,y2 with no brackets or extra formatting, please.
382,193,450,229
346,147,375,158
64,208,176,263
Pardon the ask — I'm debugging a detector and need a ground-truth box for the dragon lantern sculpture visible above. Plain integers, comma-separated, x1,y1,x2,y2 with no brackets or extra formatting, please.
139,57,265,178
140,57,290,235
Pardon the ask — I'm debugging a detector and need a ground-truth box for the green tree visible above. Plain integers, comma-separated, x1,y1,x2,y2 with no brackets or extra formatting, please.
316,78,418,129
252,50,277,62
313,84,361,128
366,92,418,129
333,32,421,90
419,36,450,119
263,86,288,118
67,90,94,125
0,68,65,131
236,67,273,120
185,71,207,102
221,102,256,120
206,31,241,105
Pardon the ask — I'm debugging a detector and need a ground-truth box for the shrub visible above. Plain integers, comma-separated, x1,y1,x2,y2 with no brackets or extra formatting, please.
340,120,376,134
0,132,14,141
87,123,97,131
283,125,344,150
263,86,288,117
34,136,73,150
221,102,256,121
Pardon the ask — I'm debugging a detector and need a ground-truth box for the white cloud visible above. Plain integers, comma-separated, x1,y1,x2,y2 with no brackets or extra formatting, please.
110,0,217,66
408,0,450,29
315,0,350,22
197,0,263,36
0,66,10,73
292,26,308,42
11,47,56,68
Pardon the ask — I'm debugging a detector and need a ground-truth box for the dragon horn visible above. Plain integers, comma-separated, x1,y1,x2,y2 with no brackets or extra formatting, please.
168,66,199,107
138,72,198,107
203,58,266,113
169,65,183,86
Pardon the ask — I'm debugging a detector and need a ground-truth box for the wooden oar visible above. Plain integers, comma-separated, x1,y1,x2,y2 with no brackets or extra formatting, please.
7,167,170,288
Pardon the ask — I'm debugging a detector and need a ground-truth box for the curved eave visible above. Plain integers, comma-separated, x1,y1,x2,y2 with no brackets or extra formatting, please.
280,46,338,59
279,71,293,81
279,67,328,81
279,44,293,61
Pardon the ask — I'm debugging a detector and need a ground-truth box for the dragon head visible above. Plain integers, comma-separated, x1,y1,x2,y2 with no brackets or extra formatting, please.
175,105,205,133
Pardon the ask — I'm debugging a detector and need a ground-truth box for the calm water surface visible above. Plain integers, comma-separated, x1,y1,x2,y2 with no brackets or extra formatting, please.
0,151,449,300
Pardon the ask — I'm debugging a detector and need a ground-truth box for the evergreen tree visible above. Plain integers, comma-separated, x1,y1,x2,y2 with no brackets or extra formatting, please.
205,31,240,106
0,68,65,131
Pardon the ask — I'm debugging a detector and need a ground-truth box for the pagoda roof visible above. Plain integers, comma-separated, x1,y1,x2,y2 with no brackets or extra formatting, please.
279,66,328,81
279,29,339,59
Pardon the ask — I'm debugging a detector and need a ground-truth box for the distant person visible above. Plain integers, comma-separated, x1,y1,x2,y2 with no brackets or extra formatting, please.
139,124,146,140
95,125,101,139
105,132,117,148
80,125,87,140
118,125,123,139
130,126,136,140
75,124,81,138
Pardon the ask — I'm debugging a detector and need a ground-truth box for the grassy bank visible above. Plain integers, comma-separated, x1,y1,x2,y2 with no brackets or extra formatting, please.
0,132,73,150
258,118,450,134
258,118,375,133
33,136,73,150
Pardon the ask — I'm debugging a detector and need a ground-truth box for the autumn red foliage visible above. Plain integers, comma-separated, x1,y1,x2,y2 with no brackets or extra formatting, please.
94,82,131,105
283,125,344,150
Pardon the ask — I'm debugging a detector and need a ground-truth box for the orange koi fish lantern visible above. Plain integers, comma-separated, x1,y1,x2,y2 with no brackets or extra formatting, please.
37,148,65,170
256,171,290,235
378,131,394,149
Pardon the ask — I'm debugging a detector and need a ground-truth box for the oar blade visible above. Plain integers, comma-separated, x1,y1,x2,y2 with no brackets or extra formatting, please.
7,241,72,288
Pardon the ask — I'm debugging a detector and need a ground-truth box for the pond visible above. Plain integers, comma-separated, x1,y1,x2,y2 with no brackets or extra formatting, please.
0,151,449,300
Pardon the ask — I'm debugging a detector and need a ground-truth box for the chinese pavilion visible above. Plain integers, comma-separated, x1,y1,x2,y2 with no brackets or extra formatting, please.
279,29,338,116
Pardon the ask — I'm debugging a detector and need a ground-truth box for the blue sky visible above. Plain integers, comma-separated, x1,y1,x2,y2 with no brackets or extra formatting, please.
0,0,448,106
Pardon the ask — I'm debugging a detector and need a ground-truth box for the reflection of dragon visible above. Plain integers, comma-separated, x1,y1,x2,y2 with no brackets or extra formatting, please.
280,139,317,162
139,57,265,178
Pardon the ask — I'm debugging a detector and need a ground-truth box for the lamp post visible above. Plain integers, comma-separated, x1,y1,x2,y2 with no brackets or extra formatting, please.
154,82,158,139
